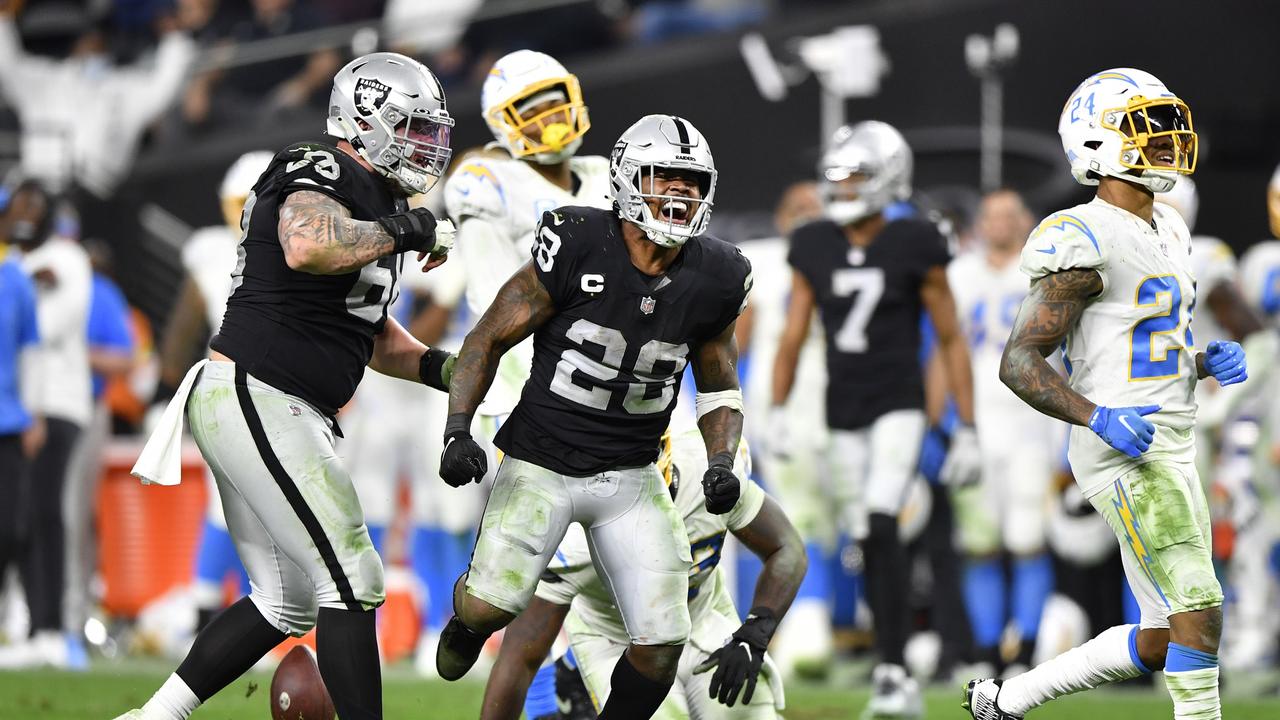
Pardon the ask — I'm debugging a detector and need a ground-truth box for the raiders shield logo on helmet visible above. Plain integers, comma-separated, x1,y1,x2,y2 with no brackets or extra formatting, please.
354,78,391,116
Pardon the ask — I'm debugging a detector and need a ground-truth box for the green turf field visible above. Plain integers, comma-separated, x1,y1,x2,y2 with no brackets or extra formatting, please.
2,665,1280,719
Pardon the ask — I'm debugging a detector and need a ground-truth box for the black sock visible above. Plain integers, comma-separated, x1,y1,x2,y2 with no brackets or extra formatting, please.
596,653,672,720
863,512,908,667
176,596,287,702
317,607,381,720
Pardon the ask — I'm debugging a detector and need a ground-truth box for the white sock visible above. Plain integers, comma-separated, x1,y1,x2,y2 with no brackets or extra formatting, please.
140,673,201,720
998,624,1146,716
1165,667,1220,719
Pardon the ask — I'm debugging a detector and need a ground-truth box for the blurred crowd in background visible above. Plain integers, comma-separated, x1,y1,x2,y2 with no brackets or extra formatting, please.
1,0,1279,699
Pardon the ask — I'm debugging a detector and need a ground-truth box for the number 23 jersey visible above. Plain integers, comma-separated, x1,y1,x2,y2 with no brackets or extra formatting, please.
212,141,407,416
495,206,753,476
787,218,950,430
1020,197,1197,493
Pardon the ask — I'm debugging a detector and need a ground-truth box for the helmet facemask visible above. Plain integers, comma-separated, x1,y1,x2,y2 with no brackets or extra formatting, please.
618,161,715,248
1100,96,1196,193
487,75,590,164
822,163,891,226
356,105,453,195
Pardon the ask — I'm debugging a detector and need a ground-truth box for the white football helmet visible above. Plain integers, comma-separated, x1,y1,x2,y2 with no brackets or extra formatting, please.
327,52,454,195
482,50,590,164
1158,176,1199,232
219,150,272,231
819,121,912,225
609,115,717,248
1059,68,1196,194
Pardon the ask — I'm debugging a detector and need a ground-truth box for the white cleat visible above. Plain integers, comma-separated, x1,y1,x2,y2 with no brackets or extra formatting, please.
962,678,1022,720
862,663,924,719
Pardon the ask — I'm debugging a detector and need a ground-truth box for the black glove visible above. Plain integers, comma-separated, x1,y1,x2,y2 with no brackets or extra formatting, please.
377,207,439,254
439,413,487,487
693,607,778,707
702,452,739,515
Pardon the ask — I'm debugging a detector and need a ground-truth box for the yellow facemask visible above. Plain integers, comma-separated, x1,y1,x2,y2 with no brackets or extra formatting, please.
1101,95,1198,176
488,75,591,159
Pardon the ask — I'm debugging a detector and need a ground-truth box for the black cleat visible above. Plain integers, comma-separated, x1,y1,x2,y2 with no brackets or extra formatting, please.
435,616,489,681
962,678,1023,719
555,655,599,719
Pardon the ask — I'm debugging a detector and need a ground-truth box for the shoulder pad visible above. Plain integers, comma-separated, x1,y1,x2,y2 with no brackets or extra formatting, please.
273,141,349,198
569,154,610,178
1021,210,1106,280
444,158,508,223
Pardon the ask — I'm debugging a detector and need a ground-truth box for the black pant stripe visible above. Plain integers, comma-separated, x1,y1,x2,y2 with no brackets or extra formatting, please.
233,365,361,611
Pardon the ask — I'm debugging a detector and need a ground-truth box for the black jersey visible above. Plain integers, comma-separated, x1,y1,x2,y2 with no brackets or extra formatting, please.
495,206,752,476
787,217,950,430
211,141,407,416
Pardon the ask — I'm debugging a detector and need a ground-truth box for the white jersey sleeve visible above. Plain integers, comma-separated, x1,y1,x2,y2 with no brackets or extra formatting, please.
443,157,510,225
1020,211,1108,286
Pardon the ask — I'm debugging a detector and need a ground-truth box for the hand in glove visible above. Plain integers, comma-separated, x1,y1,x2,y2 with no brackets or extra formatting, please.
939,424,981,487
377,207,448,255
1204,340,1247,387
693,608,778,707
439,413,487,487
1089,405,1159,458
702,452,739,515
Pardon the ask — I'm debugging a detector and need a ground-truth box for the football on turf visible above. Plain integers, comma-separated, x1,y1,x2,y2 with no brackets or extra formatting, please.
270,645,336,720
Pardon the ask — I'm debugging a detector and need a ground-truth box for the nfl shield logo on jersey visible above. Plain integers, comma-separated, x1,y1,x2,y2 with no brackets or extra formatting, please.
640,296,656,315
354,78,391,116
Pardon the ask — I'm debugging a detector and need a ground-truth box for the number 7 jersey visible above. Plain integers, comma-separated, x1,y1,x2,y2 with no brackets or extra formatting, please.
494,206,753,476
1020,196,1198,495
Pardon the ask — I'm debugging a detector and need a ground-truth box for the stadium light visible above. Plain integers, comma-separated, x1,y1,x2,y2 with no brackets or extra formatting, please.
966,23,1019,192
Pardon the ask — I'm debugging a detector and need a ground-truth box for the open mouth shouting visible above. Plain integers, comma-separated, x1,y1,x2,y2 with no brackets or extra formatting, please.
661,198,692,225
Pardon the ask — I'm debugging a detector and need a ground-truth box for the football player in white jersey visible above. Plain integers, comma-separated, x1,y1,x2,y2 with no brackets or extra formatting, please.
948,189,1060,676
965,69,1246,720
154,150,272,634
442,49,611,447
481,429,806,719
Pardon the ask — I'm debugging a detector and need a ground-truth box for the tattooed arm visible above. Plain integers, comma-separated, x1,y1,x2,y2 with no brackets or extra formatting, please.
999,268,1103,425
277,190,396,275
449,263,556,421
692,319,745,460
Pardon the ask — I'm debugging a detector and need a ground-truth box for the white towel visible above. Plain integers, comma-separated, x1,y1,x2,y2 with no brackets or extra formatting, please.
131,359,209,486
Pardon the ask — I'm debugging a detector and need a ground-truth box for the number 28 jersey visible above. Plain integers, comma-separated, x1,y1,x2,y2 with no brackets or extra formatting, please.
212,141,407,416
495,206,753,476
787,218,950,430
1020,197,1197,495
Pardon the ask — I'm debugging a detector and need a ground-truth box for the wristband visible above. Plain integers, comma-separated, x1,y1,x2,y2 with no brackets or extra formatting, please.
419,347,454,392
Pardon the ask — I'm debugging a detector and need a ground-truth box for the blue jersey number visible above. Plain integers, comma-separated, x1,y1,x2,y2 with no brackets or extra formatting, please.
688,533,726,600
1129,275,1187,380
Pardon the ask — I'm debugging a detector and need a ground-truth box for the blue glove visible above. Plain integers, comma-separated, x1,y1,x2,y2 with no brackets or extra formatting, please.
1205,340,1248,386
1089,405,1159,458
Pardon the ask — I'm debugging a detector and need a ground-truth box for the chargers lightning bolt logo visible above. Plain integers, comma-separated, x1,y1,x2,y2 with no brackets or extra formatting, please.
1032,213,1100,255
1112,480,1171,609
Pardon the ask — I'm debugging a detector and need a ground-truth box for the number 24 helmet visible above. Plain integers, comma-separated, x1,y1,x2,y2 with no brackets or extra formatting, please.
819,121,913,226
327,52,454,195
609,115,717,248
1059,68,1196,194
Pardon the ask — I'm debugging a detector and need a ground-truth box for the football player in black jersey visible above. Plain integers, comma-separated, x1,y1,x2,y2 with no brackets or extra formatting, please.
772,121,980,718
118,53,457,720
435,115,752,720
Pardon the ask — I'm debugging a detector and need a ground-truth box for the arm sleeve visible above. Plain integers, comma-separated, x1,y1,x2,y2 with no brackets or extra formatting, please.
0,18,57,105
1020,213,1108,286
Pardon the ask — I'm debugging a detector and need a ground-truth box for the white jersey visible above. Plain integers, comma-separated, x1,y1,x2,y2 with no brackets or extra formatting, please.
535,431,760,652
443,151,611,414
1021,197,1198,496
21,236,93,426
182,226,238,330
948,250,1059,445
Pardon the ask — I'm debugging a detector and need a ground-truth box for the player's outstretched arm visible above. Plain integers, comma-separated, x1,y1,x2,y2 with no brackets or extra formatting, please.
277,190,447,275
693,319,745,459
922,266,976,425
770,269,815,407
479,597,570,720
999,269,1101,425
368,315,454,392
449,262,555,421
731,496,807,617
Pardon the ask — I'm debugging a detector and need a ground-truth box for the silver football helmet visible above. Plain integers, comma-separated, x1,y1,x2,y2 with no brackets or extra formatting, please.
327,52,454,195
820,121,913,225
609,115,716,248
